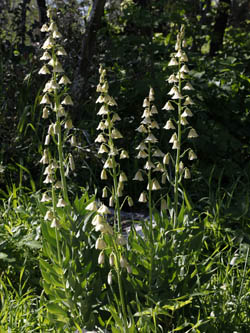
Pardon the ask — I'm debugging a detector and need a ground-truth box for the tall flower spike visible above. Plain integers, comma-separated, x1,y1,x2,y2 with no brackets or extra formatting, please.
162,24,198,228
95,65,128,233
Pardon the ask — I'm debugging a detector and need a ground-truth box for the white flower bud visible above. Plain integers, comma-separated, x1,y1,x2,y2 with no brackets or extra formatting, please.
98,251,105,265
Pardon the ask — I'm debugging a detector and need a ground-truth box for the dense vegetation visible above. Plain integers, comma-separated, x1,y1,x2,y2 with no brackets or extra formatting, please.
0,0,250,332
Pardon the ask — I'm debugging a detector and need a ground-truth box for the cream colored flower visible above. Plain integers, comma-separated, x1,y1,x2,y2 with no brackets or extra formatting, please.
41,193,51,202
184,167,191,179
145,133,158,143
151,178,161,190
136,124,147,133
182,107,193,117
64,119,73,129
169,132,177,143
104,158,113,169
138,191,147,203
136,150,148,159
184,96,194,105
119,172,128,182
86,201,98,211
101,169,108,180
62,95,73,105
120,150,129,159
95,134,106,143
168,58,178,66
164,119,175,130
162,101,175,111
133,170,144,181
95,238,107,250
39,65,50,75
98,144,108,154
98,251,105,265
183,82,194,90
144,161,155,170
107,271,112,285
172,140,180,149
152,148,164,157
188,128,198,138
167,74,178,83
59,75,71,85
188,149,197,160
57,198,67,207
163,153,170,165
111,129,123,139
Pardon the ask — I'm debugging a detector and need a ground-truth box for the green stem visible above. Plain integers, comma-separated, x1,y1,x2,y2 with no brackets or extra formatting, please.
147,141,154,288
173,61,182,229
113,242,128,332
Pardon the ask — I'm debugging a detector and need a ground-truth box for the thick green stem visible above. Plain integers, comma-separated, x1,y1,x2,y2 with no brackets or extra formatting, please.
147,142,154,288
173,61,182,229
113,242,128,332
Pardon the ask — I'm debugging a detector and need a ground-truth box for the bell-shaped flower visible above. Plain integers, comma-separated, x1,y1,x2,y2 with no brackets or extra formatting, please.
120,150,129,159
111,128,123,139
136,124,147,133
151,179,161,190
98,144,108,154
95,238,107,250
57,198,67,207
112,113,121,122
145,133,158,143
64,119,73,129
101,169,108,180
98,251,105,265
42,107,50,119
138,191,147,203
188,149,197,160
164,119,175,130
104,158,113,169
62,95,74,105
39,65,50,75
40,94,52,105
151,105,158,114
97,104,109,115
182,107,193,117
59,75,71,85
184,167,191,179
168,86,178,96
86,201,98,211
119,172,128,182
183,82,194,90
136,142,147,151
184,96,194,105
162,101,175,111
133,170,144,181
168,58,178,66
172,140,180,149
163,153,170,165
169,132,177,143
150,120,159,129
152,148,164,157
180,64,189,73
42,36,54,49
142,97,150,107
40,23,49,32
95,134,106,143
167,74,178,83
172,91,183,99
181,117,189,125
144,161,155,170
41,192,51,202
56,47,67,56
136,150,148,159
188,128,198,138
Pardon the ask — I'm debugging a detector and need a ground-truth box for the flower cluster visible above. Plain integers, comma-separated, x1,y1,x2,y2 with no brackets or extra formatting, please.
133,87,164,203
95,65,132,231
39,8,75,226
163,25,198,183
86,201,131,285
